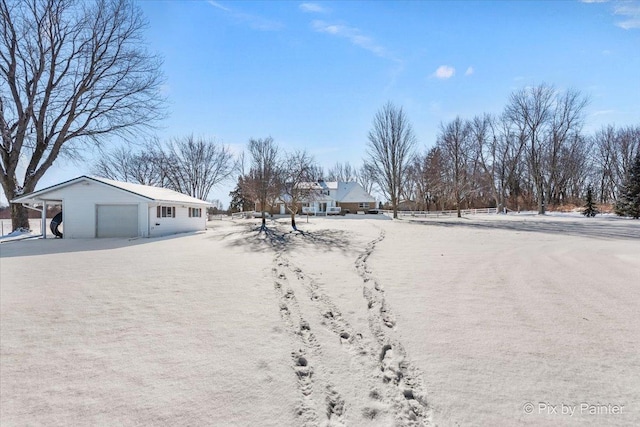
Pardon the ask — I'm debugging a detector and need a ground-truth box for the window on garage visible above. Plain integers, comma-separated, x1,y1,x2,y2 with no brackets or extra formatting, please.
188,207,202,217
157,206,175,218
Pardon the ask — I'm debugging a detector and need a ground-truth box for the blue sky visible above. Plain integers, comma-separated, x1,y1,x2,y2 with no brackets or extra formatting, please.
15,0,640,207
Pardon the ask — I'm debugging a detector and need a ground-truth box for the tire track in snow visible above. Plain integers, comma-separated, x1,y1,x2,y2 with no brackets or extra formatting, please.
355,228,433,426
278,246,433,426
272,256,347,427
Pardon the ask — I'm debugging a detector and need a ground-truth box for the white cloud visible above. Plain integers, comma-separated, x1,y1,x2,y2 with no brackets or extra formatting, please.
208,1,230,12
592,109,616,116
207,1,283,31
580,0,610,3
300,3,328,13
465,67,474,76
433,65,455,79
311,20,389,58
614,3,640,29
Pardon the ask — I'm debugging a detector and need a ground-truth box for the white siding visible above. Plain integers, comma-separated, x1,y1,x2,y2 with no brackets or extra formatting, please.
18,178,208,238
148,205,206,237
38,181,148,238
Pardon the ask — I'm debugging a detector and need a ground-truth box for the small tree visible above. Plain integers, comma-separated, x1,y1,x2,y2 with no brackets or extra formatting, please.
582,186,599,217
615,152,640,219
242,137,281,231
281,150,316,231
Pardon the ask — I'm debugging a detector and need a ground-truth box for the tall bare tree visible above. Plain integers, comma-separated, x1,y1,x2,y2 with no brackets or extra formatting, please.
593,125,640,203
437,117,473,217
543,89,589,205
504,84,555,214
473,113,528,212
423,146,447,211
1,0,164,230
364,102,416,218
242,137,281,231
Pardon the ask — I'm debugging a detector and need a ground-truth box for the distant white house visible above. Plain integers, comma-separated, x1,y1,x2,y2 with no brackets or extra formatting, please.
276,180,377,215
11,176,211,238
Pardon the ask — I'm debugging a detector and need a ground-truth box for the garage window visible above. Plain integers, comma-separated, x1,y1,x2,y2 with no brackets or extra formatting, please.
189,207,202,217
157,206,175,218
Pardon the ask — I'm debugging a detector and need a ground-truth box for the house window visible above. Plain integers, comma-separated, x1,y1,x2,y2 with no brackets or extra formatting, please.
157,206,175,218
189,207,202,218
358,202,370,209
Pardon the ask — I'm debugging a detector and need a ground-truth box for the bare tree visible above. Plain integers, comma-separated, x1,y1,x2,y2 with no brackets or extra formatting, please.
364,102,416,218
357,163,376,196
593,125,640,203
593,125,619,203
437,117,473,217
1,0,165,230
543,89,589,206
504,84,555,214
423,147,447,211
157,135,235,200
281,150,316,231
326,161,358,182
242,137,281,231
473,113,528,212
308,164,325,182
92,143,163,186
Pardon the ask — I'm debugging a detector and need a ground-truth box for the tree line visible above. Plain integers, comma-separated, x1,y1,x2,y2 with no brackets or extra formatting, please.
375,87,639,219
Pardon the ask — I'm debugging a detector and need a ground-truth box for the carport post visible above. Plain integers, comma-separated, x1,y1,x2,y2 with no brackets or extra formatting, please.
42,201,47,239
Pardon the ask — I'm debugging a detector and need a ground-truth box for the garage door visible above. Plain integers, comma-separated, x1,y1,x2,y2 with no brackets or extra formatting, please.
96,205,139,238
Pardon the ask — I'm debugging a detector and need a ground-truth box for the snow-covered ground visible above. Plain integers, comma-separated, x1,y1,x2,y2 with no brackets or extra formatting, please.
1,214,638,426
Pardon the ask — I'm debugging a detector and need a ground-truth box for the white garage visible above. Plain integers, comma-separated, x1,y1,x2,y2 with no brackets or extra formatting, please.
11,176,211,239
96,204,139,238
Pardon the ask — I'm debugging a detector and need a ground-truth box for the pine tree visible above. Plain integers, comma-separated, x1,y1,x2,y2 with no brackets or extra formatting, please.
229,177,252,213
614,152,640,219
582,186,599,217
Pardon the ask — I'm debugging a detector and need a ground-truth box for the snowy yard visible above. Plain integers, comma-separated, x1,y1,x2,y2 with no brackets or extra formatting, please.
1,214,639,426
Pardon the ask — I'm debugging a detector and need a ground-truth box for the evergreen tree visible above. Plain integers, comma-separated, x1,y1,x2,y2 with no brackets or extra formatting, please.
229,177,252,213
582,186,599,217
614,152,640,219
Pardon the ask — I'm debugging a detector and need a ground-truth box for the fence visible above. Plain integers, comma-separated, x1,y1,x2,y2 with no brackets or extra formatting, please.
380,207,497,218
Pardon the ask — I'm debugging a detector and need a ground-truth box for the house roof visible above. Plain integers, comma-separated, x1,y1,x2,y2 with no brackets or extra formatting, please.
11,175,211,206
287,180,375,204
334,182,376,203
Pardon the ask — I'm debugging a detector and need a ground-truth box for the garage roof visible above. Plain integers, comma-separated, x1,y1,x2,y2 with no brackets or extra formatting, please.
11,175,212,206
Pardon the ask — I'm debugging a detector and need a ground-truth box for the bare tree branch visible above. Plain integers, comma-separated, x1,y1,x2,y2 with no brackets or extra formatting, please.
1,0,165,229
